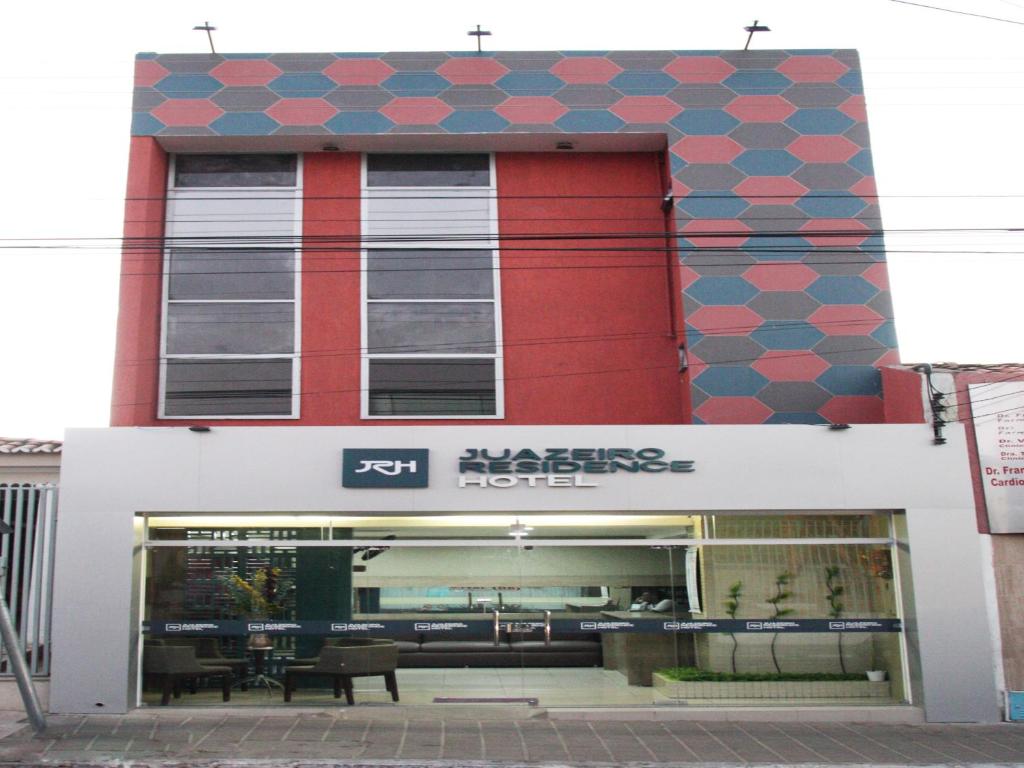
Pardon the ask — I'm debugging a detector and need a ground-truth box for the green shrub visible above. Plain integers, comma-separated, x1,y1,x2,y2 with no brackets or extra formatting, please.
657,666,865,683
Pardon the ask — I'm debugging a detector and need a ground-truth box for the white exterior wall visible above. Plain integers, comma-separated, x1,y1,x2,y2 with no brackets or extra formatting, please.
50,423,1000,721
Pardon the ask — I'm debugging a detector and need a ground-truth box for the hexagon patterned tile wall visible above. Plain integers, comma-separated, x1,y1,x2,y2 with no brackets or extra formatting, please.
133,49,896,424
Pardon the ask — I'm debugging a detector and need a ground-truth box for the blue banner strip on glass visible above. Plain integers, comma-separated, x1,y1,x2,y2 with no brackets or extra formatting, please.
144,618,901,636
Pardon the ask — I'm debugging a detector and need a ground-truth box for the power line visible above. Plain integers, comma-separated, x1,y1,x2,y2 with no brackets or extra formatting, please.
891,0,1024,25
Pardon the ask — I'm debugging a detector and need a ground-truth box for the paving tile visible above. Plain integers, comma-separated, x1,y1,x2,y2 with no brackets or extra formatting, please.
439,721,483,759
359,720,405,758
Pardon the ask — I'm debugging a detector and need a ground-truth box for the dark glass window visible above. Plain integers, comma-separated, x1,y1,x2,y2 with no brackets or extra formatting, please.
169,249,295,300
166,303,294,355
175,154,297,187
367,303,495,355
368,359,496,416
367,154,490,187
367,250,494,300
164,360,293,416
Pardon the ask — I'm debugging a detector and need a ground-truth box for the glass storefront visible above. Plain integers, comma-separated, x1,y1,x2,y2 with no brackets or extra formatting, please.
140,512,905,708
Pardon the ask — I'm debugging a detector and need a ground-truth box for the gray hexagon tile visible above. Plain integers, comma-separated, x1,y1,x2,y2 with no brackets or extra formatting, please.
793,163,864,190
268,53,338,72
783,83,851,108
728,122,799,149
813,335,888,365
758,381,832,412
748,291,821,320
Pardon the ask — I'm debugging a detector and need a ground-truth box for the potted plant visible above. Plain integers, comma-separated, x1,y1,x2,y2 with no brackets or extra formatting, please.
221,566,293,648
765,570,794,674
723,581,743,674
824,565,846,674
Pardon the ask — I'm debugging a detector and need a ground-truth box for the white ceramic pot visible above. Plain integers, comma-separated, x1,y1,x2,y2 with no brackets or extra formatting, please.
866,670,887,682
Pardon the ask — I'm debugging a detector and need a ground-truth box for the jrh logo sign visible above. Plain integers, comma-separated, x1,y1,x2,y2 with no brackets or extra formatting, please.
342,449,429,488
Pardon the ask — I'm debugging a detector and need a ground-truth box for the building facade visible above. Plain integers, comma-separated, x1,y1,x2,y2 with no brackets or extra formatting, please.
48,49,999,721
885,363,1024,710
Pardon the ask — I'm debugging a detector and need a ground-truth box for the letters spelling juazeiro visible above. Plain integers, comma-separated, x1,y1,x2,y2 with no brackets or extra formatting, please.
458,448,695,475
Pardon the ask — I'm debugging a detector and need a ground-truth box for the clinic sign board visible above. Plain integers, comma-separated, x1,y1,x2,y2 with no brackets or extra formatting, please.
971,383,1024,532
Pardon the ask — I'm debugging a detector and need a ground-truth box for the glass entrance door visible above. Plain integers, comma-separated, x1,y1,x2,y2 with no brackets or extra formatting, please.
140,512,905,709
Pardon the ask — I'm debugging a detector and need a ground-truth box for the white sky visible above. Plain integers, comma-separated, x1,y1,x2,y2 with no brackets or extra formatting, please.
1,0,1022,439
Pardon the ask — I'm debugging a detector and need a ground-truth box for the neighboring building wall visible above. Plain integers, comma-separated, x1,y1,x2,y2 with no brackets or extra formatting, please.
992,535,1024,689
885,363,1024,710
0,438,61,484
124,49,897,425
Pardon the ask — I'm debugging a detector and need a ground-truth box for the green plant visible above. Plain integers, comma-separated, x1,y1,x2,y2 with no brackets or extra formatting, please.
825,565,847,674
723,580,743,674
221,565,293,618
657,666,863,683
765,570,795,674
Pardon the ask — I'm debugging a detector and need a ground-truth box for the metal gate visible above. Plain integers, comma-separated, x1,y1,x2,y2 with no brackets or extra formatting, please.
0,484,57,676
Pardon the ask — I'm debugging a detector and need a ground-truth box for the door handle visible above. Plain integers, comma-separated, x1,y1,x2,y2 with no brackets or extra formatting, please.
493,609,501,646
543,610,551,647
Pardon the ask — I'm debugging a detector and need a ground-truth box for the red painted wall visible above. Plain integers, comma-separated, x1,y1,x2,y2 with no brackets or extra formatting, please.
113,150,688,426
110,137,167,426
881,367,926,424
496,152,687,424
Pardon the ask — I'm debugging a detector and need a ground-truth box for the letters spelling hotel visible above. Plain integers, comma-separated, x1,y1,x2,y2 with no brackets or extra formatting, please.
48,48,1000,721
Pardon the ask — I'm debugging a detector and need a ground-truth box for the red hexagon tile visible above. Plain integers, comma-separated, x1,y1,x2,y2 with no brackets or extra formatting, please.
753,350,830,382
734,176,809,205
819,395,884,424
850,176,878,199
671,135,743,163
695,397,772,424
151,98,223,127
725,95,796,122
862,263,890,290
495,96,567,124
678,266,701,291
744,263,817,291
838,95,868,122
671,178,693,198
135,60,169,88
211,59,282,87
686,350,706,369
778,55,849,83
800,218,870,247
437,57,509,84
610,96,681,123
323,59,395,86
876,349,902,366
788,135,859,163
663,55,735,83
550,57,622,84
380,97,454,125
687,305,763,335
808,305,883,336
266,98,337,126
680,219,751,248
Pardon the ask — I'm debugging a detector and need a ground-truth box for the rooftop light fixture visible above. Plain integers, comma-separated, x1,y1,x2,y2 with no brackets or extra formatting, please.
508,519,534,537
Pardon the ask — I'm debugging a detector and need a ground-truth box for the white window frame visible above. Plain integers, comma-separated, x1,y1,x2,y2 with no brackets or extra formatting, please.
360,153,505,420
158,154,304,420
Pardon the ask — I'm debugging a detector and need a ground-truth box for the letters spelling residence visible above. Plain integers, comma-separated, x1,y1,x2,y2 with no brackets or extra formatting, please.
43,47,1001,723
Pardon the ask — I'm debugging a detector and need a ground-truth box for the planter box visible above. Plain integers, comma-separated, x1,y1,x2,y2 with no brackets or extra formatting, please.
653,672,891,700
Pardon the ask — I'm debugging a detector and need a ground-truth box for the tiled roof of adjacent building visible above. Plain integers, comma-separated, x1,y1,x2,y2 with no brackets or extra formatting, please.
0,438,62,454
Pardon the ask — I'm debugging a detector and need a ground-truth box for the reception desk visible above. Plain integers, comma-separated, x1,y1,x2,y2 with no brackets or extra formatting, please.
600,611,695,686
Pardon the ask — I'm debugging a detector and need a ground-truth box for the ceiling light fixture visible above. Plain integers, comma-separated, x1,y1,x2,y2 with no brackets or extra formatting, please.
508,518,534,537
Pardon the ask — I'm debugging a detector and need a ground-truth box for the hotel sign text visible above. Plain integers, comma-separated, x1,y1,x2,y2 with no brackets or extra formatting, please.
457,448,695,488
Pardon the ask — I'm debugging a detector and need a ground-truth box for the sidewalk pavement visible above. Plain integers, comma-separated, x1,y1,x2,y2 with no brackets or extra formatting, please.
0,707,1023,766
